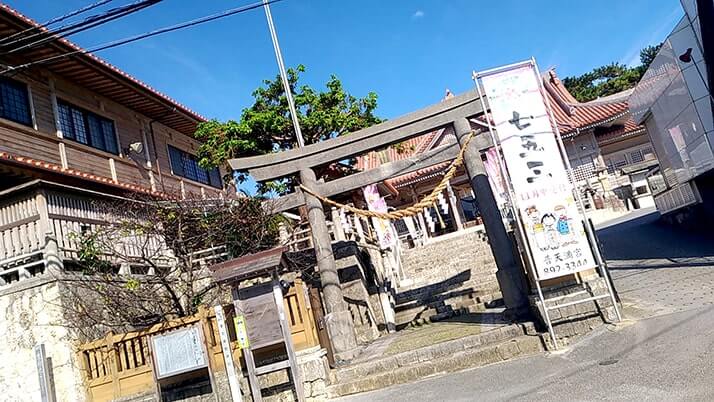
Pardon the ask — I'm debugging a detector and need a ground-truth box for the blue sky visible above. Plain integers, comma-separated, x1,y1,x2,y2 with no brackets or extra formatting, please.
7,0,683,193
9,0,683,120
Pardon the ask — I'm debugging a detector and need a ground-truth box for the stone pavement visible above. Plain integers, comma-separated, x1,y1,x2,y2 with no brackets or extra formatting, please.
597,209,714,318
334,209,714,401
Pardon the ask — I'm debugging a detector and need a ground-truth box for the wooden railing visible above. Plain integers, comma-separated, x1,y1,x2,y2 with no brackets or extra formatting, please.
79,278,319,402
0,183,49,283
284,208,380,252
0,192,44,260
0,180,172,285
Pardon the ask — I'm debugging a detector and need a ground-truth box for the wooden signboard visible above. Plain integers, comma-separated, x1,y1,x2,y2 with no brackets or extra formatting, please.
237,282,283,350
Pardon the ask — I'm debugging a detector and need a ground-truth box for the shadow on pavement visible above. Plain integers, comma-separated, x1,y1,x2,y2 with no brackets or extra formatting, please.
596,211,714,262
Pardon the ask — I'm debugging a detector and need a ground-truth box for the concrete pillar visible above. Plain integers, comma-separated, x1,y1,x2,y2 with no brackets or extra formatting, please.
43,234,64,277
453,118,530,317
299,168,358,360
330,207,346,241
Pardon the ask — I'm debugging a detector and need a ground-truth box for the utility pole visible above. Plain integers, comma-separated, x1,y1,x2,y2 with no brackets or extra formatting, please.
262,0,304,148
261,0,358,360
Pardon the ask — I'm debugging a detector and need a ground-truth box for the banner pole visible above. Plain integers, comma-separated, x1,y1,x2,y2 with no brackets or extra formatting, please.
474,68,559,349
531,60,622,322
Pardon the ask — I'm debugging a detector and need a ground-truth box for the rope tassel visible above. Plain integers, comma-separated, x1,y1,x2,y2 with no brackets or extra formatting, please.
298,130,477,221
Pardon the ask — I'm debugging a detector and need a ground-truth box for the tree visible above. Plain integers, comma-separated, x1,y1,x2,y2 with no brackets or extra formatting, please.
562,43,662,102
195,65,382,195
59,194,281,340
638,43,663,71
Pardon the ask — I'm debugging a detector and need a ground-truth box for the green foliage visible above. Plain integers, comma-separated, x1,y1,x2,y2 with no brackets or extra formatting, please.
562,43,662,102
194,64,382,194
639,43,662,70
70,231,112,274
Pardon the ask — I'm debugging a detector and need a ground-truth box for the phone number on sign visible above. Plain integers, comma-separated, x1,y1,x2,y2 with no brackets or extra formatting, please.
541,258,590,274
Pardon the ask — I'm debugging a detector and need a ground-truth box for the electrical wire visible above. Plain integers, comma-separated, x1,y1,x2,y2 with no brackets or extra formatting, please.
0,0,284,75
1,0,162,55
0,0,116,46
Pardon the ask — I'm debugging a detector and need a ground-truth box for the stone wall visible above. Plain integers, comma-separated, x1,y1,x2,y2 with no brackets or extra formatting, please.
0,277,86,402
118,347,331,402
395,229,502,326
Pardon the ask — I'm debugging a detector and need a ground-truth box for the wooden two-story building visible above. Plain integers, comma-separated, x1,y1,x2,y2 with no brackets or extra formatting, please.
0,5,232,286
0,6,234,401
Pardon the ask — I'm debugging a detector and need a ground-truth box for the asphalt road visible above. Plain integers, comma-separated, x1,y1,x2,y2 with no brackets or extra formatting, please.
337,210,714,402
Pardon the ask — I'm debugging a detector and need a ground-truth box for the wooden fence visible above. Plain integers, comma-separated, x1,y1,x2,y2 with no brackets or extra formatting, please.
78,278,320,402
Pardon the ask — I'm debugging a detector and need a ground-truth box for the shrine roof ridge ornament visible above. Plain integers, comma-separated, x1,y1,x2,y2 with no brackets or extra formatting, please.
228,87,485,182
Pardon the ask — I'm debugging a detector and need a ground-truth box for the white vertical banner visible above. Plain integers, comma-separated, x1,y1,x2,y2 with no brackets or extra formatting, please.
480,63,596,280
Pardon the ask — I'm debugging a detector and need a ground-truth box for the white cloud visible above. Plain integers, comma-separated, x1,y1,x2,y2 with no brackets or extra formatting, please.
412,10,425,19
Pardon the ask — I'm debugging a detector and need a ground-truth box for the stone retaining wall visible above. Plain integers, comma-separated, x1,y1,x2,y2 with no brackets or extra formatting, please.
0,277,86,402
119,347,331,402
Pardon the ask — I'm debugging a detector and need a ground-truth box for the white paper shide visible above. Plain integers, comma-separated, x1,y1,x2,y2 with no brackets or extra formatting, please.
481,64,596,280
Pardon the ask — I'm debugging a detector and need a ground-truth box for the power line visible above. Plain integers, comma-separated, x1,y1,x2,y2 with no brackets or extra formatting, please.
0,0,116,46
1,0,284,75
1,0,162,55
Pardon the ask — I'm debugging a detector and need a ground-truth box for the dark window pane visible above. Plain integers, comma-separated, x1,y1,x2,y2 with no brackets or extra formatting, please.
58,100,118,154
0,78,32,126
58,103,74,139
71,109,88,144
196,164,209,185
168,145,185,177
208,168,222,189
101,120,118,154
168,145,220,187
182,155,199,182
87,114,105,151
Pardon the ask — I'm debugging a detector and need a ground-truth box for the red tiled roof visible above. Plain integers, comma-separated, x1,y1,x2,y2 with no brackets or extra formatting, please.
0,5,206,135
355,130,440,171
387,160,451,188
543,70,632,135
593,116,646,145
0,151,159,195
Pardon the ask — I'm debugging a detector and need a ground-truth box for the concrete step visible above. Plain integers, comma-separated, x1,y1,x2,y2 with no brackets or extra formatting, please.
394,288,502,327
327,326,544,398
331,322,536,384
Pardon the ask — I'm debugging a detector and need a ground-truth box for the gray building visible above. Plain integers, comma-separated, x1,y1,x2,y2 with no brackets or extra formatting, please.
629,0,714,220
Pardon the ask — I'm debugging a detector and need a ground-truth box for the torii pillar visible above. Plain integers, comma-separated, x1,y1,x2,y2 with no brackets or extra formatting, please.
300,168,358,360
453,118,530,318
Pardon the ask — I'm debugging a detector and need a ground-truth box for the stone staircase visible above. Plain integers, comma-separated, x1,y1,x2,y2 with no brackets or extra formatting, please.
326,322,545,398
394,229,503,327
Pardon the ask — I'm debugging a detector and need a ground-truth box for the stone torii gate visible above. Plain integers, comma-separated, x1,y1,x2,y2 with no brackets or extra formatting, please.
229,88,530,359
